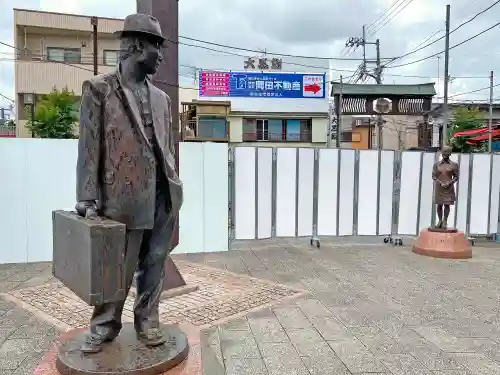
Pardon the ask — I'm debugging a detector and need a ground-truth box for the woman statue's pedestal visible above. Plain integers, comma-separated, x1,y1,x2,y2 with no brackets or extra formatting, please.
413,227,472,259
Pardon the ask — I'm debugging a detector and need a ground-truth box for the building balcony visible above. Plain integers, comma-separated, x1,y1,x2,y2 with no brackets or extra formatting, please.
243,131,312,143
181,118,230,142
0,124,16,138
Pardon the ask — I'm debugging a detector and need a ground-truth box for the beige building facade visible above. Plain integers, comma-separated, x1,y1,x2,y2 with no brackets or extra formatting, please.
14,8,123,137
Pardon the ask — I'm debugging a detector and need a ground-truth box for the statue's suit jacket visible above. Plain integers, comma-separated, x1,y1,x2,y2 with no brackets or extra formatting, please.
76,69,183,230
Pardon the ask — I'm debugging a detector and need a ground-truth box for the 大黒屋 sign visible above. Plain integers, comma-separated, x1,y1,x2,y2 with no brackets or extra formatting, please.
244,56,282,70
199,71,326,99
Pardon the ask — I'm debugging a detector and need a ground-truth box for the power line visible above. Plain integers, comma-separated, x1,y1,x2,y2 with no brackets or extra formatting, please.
0,41,198,91
446,83,500,99
409,29,444,52
366,0,405,33
386,0,500,66
4,41,484,80
384,21,500,69
0,92,14,102
1,53,488,83
0,40,491,99
370,0,415,36
177,36,398,61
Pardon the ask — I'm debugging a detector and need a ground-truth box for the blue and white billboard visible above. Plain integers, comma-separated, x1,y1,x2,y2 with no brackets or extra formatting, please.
199,71,326,99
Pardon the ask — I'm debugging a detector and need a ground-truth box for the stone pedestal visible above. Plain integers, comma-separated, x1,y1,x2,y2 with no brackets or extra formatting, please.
55,324,189,375
413,227,472,259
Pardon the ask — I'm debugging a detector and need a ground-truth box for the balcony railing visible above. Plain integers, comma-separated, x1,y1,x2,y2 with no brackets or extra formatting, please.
181,118,229,142
0,125,16,137
16,50,117,67
243,131,312,143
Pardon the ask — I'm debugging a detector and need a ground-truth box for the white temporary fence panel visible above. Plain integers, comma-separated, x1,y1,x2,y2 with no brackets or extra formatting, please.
0,139,77,264
398,151,421,235
317,149,339,236
177,142,229,254
257,148,273,239
338,150,355,236
419,152,435,232
297,148,314,237
276,148,296,237
378,151,394,235
25,140,78,262
0,139,225,264
357,150,378,235
230,146,500,244
455,154,471,233
178,142,204,253
0,139,29,264
233,147,256,239
447,153,459,228
489,154,500,234
470,153,491,235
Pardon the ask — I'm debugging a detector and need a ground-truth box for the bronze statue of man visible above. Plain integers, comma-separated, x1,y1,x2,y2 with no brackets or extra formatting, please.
75,13,183,353
432,146,459,229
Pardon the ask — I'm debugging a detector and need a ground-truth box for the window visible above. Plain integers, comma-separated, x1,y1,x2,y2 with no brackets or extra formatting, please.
340,130,353,142
243,118,312,142
103,50,119,66
198,117,228,139
243,118,257,140
47,47,81,63
256,119,269,140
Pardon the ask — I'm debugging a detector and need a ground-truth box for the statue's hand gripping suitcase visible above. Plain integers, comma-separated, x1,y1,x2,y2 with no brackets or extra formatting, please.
52,210,127,306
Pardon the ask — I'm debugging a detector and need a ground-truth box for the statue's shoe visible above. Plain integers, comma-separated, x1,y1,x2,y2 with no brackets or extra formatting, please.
136,328,167,347
80,333,117,354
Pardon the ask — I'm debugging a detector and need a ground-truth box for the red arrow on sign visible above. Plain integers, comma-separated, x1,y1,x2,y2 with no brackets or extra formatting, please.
304,83,321,94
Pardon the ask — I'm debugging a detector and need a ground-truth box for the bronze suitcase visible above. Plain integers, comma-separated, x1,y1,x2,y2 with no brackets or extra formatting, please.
52,210,127,306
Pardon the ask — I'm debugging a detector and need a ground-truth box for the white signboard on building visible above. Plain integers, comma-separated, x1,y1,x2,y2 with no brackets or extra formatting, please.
302,75,324,98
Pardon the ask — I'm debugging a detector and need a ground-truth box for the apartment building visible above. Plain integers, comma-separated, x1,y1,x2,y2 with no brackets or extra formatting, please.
13,9,124,137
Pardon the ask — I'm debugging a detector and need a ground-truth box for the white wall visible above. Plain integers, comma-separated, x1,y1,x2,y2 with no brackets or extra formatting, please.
211,97,328,113
0,139,228,264
311,118,327,143
228,116,243,142
1,138,497,265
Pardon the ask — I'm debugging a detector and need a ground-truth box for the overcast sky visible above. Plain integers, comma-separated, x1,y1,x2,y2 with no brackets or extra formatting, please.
1,0,499,111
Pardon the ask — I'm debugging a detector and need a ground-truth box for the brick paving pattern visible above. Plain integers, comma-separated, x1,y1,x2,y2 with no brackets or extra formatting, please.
1,238,500,374
3,261,303,330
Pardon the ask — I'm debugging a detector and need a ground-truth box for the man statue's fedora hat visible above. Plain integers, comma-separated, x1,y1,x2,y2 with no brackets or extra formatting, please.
113,13,166,45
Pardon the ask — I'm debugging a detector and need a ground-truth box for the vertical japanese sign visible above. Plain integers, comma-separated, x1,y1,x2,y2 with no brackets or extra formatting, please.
199,71,326,99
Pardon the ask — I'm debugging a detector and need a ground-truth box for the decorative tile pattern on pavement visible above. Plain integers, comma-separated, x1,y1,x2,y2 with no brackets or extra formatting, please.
2,261,306,331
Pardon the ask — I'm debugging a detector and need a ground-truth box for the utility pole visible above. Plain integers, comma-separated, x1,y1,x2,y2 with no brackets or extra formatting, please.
442,4,451,146
91,16,98,76
374,39,381,84
336,75,343,148
375,38,383,149
345,27,383,148
345,26,381,83
489,70,494,152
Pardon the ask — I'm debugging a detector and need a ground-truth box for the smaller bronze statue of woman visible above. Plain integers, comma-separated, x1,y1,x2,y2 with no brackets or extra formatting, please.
432,146,459,229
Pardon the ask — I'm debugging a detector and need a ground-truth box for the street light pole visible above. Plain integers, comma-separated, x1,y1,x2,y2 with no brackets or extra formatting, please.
442,4,451,146
489,70,494,152
90,17,98,76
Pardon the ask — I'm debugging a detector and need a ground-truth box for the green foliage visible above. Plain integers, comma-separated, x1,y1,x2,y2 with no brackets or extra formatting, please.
0,118,15,128
27,87,79,139
448,106,486,153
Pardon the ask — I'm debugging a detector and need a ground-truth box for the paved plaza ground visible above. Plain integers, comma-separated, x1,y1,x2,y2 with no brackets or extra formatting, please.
1,237,500,374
